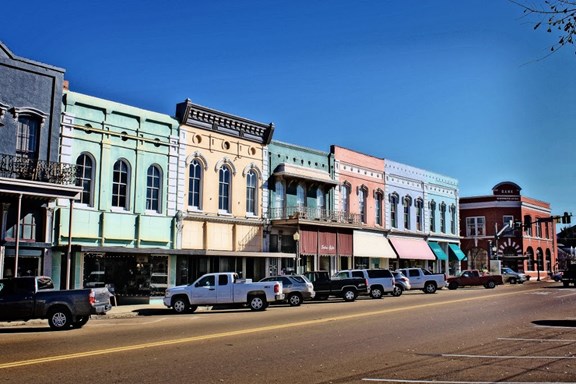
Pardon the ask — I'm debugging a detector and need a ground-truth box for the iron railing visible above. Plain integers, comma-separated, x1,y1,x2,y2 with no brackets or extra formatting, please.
0,154,77,185
269,206,362,225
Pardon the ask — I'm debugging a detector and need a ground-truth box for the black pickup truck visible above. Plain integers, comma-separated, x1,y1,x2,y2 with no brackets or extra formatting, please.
0,276,111,330
561,263,576,287
303,271,368,302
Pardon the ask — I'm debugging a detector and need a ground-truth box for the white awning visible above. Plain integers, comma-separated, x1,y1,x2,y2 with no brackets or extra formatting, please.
272,163,338,185
353,231,396,258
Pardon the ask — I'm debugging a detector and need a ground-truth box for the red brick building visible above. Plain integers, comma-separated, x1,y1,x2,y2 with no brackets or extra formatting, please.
459,181,556,280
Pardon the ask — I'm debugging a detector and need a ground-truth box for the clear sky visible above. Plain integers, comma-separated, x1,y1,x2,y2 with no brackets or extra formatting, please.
3,0,575,226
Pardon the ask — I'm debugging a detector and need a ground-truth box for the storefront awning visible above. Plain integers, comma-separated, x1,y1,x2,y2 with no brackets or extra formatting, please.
353,231,397,258
428,242,448,261
448,244,467,261
272,163,338,185
389,237,436,260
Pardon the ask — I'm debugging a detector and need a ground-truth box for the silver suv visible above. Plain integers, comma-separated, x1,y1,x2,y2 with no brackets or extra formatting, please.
259,275,315,306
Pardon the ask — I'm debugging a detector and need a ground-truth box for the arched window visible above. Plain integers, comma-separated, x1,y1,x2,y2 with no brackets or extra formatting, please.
188,160,202,209
403,196,412,230
341,184,350,214
440,202,447,233
296,184,305,209
246,169,257,215
359,187,367,224
75,153,94,206
16,116,40,159
450,204,456,234
375,191,383,226
219,165,232,213
389,193,399,228
112,159,130,209
316,187,325,218
146,165,162,213
429,200,436,232
415,198,424,231
274,181,285,218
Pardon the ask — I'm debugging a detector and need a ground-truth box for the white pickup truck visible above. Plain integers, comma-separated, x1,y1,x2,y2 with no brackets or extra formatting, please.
397,268,446,294
163,272,284,313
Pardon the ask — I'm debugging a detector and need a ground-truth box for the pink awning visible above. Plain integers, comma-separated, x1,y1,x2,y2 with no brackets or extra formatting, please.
389,237,436,260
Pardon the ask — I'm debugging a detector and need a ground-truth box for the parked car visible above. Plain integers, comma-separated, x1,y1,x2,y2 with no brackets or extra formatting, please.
390,271,411,297
335,269,395,299
500,267,529,284
259,275,314,306
163,272,284,313
447,270,504,290
303,271,368,302
0,276,111,330
561,263,576,287
397,267,446,294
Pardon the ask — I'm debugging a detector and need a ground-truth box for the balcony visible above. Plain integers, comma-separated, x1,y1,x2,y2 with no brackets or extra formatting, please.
269,206,362,225
0,154,77,185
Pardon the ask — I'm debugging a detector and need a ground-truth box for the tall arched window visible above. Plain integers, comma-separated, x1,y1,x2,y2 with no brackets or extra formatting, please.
146,165,162,213
341,184,350,214
429,200,436,232
188,160,202,209
389,193,399,228
450,204,456,234
296,184,305,210
375,191,383,226
415,198,423,231
219,166,231,213
359,187,367,224
112,159,130,209
403,196,412,230
316,187,325,218
246,170,257,215
440,202,447,233
76,153,94,206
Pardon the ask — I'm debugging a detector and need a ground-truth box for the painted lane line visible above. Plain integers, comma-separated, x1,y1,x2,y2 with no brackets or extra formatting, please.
442,353,575,360
0,288,543,370
362,379,576,384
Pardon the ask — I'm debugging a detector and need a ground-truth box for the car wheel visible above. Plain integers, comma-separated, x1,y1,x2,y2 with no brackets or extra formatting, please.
288,293,303,306
48,307,72,330
485,280,496,289
172,296,190,314
391,285,403,297
72,315,89,329
423,282,437,294
370,286,383,299
509,277,517,284
448,281,458,290
249,295,267,311
342,289,357,302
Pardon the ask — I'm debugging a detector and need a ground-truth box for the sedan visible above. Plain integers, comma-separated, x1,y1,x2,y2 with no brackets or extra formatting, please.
259,275,315,306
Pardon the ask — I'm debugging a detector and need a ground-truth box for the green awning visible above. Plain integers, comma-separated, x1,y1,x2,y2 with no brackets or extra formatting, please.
448,244,467,261
428,242,448,261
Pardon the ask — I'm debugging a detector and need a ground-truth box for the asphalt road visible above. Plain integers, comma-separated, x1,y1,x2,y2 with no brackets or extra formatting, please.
1,281,576,384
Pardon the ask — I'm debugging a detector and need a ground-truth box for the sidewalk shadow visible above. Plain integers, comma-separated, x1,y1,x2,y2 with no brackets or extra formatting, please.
532,319,576,327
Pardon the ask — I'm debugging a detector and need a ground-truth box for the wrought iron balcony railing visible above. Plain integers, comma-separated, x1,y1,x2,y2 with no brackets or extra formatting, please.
0,154,77,185
269,206,362,225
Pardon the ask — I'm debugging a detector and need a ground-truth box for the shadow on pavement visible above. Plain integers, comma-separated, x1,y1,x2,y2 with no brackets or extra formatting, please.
532,319,576,327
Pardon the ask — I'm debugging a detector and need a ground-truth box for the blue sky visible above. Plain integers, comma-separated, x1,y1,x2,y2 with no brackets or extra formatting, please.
3,0,575,225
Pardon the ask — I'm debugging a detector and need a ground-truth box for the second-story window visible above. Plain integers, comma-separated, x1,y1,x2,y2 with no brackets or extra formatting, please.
297,184,305,210
466,216,485,236
359,187,367,224
403,196,412,230
146,165,162,213
112,159,130,209
188,160,202,210
375,191,383,226
75,153,94,206
246,170,257,216
218,165,231,213
341,184,350,214
429,200,436,232
316,187,325,218
415,198,423,231
440,202,446,233
450,204,456,234
16,116,40,159
389,193,399,228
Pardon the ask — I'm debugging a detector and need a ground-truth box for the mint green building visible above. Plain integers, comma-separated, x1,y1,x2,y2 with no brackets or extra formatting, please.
55,91,180,303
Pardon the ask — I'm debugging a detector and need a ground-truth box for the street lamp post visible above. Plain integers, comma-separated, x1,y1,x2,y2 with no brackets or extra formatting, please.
293,231,300,274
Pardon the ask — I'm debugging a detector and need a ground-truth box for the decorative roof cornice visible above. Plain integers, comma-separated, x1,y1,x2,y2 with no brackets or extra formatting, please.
176,99,274,145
